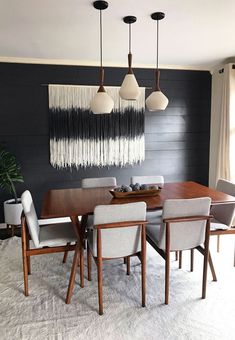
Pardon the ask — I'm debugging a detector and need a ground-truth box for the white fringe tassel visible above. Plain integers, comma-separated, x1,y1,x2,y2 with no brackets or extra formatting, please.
50,136,145,168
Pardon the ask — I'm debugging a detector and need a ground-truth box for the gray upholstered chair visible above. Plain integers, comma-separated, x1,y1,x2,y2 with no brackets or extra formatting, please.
131,175,164,225
21,190,77,296
86,202,147,315
210,179,235,265
146,197,212,304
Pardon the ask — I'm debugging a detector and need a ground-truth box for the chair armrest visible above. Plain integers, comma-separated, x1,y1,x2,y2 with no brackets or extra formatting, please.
38,217,71,225
93,220,148,230
163,215,213,224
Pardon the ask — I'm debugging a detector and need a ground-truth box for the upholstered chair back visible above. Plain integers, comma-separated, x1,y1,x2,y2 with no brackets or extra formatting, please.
21,190,40,247
131,175,164,186
158,197,211,251
211,179,235,227
81,177,117,188
91,202,146,258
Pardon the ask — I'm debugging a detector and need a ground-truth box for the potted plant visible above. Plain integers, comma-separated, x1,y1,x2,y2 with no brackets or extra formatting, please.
0,145,24,229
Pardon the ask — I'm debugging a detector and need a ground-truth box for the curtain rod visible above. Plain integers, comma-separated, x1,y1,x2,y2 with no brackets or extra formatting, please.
219,64,235,73
41,84,152,89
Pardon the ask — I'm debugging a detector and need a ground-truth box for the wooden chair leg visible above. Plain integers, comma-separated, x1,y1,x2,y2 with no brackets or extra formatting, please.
97,257,103,315
26,232,31,275
97,229,103,315
80,246,84,288
62,242,71,263
126,256,130,275
141,225,146,307
202,221,210,299
165,222,170,305
66,243,80,304
175,251,178,261
123,257,127,264
165,250,170,305
11,225,15,237
87,244,92,281
217,235,220,253
190,249,194,272
202,255,209,299
21,224,29,296
179,250,182,269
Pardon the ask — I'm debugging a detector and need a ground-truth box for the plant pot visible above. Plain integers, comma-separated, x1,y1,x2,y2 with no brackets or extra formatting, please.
4,199,23,226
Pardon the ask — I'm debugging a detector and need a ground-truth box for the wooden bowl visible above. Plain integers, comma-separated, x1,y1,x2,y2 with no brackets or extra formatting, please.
109,188,161,198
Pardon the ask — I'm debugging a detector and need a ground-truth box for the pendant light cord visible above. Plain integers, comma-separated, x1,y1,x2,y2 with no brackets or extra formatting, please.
129,23,131,54
156,20,159,70
100,10,103,69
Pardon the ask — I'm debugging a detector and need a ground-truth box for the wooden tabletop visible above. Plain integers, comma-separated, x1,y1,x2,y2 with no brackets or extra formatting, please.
41,181,235,219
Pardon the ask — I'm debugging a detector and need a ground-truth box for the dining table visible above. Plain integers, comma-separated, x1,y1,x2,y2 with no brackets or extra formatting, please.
40,180,235,303
41,181,235,220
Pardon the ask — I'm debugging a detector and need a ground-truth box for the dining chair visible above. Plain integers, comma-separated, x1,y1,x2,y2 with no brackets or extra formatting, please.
146,197,212,304
63,176,118,264
181,179,235,271
21,190,77,296
81,176,117,227
131,175,164,186
81,177,117,188
210,179,235,265
69,202,147,315
131,175,164,224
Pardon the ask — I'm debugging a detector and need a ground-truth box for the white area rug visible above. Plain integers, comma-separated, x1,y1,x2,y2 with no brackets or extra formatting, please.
0,236,235,340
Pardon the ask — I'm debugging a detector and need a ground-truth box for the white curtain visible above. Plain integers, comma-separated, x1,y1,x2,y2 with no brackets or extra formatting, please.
209,63,235,187
230,68,235,182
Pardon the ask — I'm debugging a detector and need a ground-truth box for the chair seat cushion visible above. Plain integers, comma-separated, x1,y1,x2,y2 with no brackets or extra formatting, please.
147,210,162,224
39,222,77,247
210,218,229,231
146,223,161,246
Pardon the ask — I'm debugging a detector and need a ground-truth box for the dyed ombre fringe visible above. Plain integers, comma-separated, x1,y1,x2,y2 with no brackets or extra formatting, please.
49,85,145,168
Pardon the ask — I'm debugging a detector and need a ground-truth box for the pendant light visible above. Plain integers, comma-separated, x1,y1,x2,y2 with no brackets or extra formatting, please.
119,16,140,100
146,12,168,111
91,1,114,114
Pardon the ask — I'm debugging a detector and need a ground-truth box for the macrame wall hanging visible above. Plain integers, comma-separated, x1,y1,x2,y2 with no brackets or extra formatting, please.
48,85,145,168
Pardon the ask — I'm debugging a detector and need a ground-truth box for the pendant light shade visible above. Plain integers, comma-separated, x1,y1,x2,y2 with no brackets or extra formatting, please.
91,1,114,114
146,12,168,111
119,16,140,100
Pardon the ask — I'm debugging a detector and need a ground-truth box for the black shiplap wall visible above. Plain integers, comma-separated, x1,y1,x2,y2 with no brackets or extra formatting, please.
0,63,211,221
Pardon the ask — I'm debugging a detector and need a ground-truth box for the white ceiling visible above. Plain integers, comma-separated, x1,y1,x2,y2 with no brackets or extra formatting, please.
0,0,235,70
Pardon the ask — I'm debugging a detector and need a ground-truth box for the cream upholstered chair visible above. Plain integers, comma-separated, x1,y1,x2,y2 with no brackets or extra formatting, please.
86,202,147,315
21,190,77,296
131,175,164,186
185,179,235,271
63,177,116,265
81,177,117,188
81,176,117,230
210,179,235,264
146,197,212,304
131,175,164,225
210,179,235,231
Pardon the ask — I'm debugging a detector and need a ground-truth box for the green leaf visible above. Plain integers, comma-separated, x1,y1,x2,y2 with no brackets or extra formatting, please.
0,144,24,196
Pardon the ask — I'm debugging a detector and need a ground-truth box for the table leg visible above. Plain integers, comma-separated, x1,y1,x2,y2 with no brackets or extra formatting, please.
65,215,85,304
66,243,80,304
